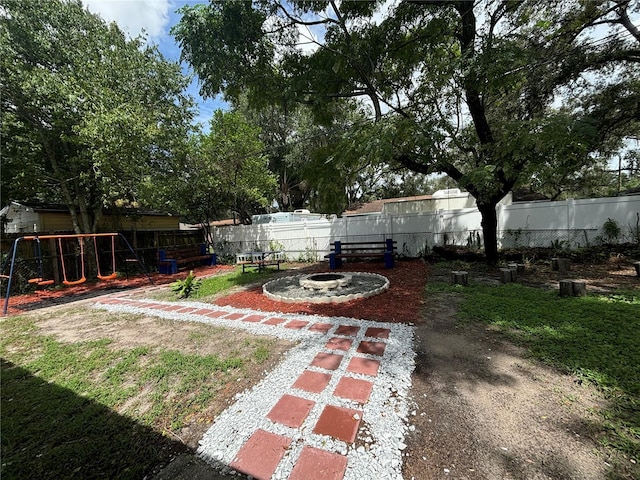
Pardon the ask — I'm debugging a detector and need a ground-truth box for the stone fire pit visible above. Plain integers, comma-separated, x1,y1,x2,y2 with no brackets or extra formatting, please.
263,272,389,304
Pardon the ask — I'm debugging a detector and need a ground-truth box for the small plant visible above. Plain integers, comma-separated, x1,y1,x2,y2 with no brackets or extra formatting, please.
602,218,621,244
269,240,286,252
171,270,201,299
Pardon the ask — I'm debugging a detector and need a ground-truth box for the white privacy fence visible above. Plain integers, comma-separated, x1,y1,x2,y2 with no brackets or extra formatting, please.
212,196,640,260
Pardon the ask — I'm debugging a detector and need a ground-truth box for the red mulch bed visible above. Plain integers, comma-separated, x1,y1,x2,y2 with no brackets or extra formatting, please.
2,264,234,316
215,260,428,323
4,261,428,323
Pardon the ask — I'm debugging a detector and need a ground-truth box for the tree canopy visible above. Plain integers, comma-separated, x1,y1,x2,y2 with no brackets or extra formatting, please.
157,110,277,239
1,0,195,233
175,0,640,264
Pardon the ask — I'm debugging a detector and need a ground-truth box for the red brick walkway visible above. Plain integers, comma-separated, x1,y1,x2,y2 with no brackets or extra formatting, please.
95,296,414,480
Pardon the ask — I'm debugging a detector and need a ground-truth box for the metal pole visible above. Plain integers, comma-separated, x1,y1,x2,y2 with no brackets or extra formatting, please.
118,233,154,286
3,237,23,315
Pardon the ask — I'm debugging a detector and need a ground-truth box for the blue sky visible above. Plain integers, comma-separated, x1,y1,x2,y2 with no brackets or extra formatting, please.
83,0,228,130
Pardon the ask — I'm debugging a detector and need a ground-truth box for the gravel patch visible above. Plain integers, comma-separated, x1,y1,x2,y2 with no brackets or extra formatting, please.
95,298,415,479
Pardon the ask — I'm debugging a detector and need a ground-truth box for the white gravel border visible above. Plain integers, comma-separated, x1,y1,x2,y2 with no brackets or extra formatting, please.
94,298,415,480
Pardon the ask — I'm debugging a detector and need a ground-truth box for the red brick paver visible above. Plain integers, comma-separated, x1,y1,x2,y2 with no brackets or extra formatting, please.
334,325,360,336
264,317,287,325
309,322,333,333
293,370,332,393
313,405,363,443
289,446,348,480
311,352,344,370
242,314,265,323
176,307,198,313
356,340,386,356
267,394,315,428
224,312,244,321
346,357,380,377
285,319,309,330
364,327,390,339
333,377,374,404
326,337,353,351
230,429,291,480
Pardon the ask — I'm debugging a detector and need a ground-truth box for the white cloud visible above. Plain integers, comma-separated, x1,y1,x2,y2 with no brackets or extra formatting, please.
83,0,170,41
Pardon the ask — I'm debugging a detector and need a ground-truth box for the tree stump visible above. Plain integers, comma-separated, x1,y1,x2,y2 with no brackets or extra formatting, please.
634,261,640,277
551,258,559,271
557,258,571,273
500,268,515,283
560,279,587,297
559,279,574,297
451,270,468,286
516,264,526,276
572,280,587,297
507,263,518,281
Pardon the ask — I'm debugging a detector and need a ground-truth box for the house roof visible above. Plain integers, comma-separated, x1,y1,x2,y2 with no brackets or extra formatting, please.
2,201,174,217
343,195,433,215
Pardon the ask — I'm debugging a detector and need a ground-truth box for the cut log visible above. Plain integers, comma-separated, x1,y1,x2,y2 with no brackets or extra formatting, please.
634,261,640,277
500,268,515,283
552,258,559,271
559,279,574,297
451,270,469,286
507,263,519,281
572,280,587,297
557,258,571,273
516,264,526,276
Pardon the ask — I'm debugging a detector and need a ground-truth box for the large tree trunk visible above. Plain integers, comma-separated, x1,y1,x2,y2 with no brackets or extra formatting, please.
477,201,499,266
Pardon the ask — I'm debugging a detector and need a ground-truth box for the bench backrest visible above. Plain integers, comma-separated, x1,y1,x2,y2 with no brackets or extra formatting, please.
158,244,206,261
331,239,396,253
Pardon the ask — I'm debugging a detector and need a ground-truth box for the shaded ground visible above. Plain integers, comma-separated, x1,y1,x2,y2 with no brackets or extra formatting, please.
404,293,611,479
403,260,638,480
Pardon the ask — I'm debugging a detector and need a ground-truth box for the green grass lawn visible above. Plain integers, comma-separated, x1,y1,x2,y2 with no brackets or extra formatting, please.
428,281,639,458
195,267,277,298
153,266,281,302
0,309,281,480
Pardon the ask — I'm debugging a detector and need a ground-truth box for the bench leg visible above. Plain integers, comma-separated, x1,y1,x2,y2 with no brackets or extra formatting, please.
384,251,394,268
202,254,217,266
328,253,337,270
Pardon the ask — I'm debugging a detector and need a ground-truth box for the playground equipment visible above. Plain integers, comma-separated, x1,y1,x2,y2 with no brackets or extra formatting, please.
94,235,117,281
1,233,153,315
27,238,54,286
59,237,86,285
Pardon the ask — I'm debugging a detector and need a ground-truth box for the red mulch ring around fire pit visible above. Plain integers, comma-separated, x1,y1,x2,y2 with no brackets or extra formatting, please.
215,260,428,323
2,264,234,316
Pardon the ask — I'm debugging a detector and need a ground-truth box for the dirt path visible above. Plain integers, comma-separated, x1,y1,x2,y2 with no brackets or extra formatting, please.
402,291,620,480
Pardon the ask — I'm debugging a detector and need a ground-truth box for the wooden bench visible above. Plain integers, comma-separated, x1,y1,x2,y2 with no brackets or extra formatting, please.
325,239,396,270
236,251,285,273
157,244,216,274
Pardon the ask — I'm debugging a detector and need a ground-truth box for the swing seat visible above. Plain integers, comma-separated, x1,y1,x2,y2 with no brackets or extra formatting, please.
38,280,54,286
63,277,86,286
28,278,43,284
97,273,117,281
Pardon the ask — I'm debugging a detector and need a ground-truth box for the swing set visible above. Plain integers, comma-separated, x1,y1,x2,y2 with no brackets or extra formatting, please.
1,233,153,315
